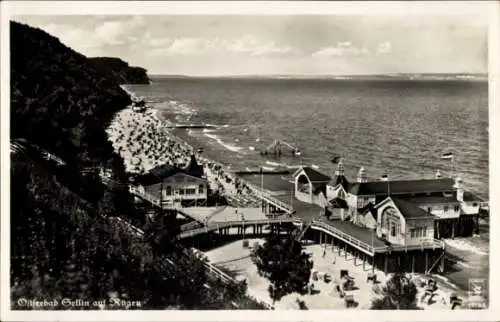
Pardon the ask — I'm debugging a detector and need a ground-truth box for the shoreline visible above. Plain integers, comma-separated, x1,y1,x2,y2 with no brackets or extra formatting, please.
112,88,488,309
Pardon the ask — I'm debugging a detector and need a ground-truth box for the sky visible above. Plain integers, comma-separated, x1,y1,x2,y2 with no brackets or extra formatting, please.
14,15,488,76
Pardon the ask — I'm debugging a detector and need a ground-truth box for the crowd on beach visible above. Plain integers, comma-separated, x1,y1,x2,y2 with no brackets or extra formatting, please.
106,107,262,209
107,106,471,310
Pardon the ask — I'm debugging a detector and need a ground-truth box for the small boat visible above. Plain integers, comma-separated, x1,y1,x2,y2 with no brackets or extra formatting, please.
249,146,255,151
312,164,320,170
256,138,261,142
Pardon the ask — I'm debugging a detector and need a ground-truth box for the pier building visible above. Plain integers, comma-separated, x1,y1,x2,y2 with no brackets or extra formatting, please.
130,155,208,208
296,159,484,239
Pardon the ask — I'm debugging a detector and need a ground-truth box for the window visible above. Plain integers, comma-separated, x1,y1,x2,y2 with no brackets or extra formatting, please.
410,229,415,238
444,206,449,212
185,188,196,195
391,222,396,237
338,190,345,199
422,227,427,237
199,184,204,194
454,205,460,212
165,186,172,196
179,189,185,195
472,203,478,207
427,207,432,213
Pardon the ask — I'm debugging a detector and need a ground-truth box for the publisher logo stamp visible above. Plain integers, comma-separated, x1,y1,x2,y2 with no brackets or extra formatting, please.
467,278,487,309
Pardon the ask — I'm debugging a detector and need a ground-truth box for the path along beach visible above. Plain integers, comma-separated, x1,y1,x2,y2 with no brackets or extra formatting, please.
106,101,486,310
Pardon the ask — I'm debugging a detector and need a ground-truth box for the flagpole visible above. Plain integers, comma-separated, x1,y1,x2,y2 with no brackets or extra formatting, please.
451,155,455,178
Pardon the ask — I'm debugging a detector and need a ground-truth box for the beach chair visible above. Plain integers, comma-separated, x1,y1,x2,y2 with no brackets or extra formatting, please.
450,293,463,310
344,294,355,308
367,272,377,283
323,273,331,283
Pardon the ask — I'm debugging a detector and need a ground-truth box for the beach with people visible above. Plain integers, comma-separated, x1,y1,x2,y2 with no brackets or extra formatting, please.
105,100,478,310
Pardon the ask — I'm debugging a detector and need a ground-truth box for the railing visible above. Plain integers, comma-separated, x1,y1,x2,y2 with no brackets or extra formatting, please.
310,220,379,255
129,186,182,210
309,220,445,255
180,221,203,232
245,181,294,213
389,239,445,252
178,217,301,239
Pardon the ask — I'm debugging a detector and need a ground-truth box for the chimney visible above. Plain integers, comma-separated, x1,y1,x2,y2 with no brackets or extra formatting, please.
357,167,367,183
335,158,345,177
454,177,464,202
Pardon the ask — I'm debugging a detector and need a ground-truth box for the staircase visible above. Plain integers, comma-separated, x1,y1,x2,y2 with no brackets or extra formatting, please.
295,221,312,241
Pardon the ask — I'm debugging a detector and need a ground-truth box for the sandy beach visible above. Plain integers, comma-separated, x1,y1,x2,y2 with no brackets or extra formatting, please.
106,99,485,310
204,239,466,310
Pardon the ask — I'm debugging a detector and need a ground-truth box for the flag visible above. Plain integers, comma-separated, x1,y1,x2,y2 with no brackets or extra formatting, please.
441,152,454,159
331,156,341,164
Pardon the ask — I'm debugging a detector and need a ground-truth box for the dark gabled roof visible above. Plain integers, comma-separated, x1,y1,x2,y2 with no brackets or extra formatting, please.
132,165,179,185
297,167,331,182
182,154,204,178
358,202,375,214
348,178,455,196
132,158,205,186
403,195,459,205
330,175,349,190
391,198,434,219
329,197,348,209
312,182,327,194
463,191,483,202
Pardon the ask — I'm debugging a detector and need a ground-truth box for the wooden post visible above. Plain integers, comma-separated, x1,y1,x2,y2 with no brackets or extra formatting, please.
331,238,334,253
436,221,440,239
345,244,348,260
372,254,376,274
425,251,429,274
451,220,455,239
439,250,445,273
338,242,341,256
354,250,357,266
384,253,388,275
411,254,415,274
363,254,366,270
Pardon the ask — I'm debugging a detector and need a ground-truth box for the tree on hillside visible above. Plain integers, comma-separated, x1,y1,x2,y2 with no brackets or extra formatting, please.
371,272,420,310
251,225,313,304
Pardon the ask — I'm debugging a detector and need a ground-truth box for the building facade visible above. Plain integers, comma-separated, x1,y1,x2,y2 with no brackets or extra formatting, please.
293,159,484,239
133,155,208,207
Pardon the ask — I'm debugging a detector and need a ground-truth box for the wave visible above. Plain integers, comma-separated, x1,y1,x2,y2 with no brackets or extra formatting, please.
444,239,488,256
266,161,288,167
204,133,244,153
203,128,216,133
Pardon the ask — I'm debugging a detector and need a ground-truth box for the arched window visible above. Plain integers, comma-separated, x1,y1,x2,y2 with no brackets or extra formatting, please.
338,189,345,199
297,174,310,193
